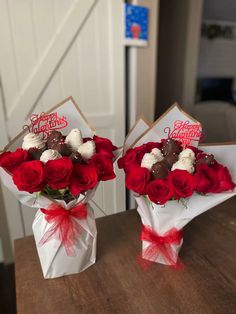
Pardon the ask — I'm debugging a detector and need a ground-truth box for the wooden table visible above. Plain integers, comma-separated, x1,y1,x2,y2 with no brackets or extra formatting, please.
15,197,236,314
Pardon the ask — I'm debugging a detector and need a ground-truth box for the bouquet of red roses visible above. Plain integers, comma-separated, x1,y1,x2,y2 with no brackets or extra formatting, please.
0,97,117,278
118,104,236,267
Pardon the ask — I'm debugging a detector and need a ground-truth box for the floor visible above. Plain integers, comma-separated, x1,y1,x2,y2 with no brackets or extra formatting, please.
0,263,16,314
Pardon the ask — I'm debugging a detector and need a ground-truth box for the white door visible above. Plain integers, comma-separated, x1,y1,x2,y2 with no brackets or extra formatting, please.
0,0,125,259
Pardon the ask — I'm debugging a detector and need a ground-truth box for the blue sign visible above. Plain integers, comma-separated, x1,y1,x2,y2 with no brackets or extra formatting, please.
125,4,149,46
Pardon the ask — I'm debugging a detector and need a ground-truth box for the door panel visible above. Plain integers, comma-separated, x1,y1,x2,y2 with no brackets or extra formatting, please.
0,0,125,253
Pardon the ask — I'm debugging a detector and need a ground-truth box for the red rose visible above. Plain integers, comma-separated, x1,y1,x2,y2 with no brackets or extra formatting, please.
195,164,218,194
147,179,173,205
168,169,195,199
89,154,115,181
93,135,116,151
12,160,45,192
133,144,148,164
212,164,235,193
118,149,137,171
69,164,98,196
0,149,30,173
125,165,150,195
93,135,117,158
44,157,73,190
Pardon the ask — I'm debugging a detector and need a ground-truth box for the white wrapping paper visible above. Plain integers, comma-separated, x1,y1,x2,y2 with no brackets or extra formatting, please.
135,196,184,265
33,193,97,279
123,104,236,265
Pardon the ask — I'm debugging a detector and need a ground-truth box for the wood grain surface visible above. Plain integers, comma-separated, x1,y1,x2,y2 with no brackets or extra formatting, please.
15,197,236,314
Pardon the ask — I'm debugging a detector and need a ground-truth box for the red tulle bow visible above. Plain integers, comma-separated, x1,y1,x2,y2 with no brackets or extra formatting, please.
138,224,183,269
39,202,87,256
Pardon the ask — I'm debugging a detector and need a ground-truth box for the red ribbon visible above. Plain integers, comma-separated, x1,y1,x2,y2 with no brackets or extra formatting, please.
39,203,87,256
138,224,183,269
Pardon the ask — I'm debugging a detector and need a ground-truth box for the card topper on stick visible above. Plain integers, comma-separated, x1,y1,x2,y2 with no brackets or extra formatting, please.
23,112,68,140
164,120,202,146
131,104,203,148
4,97,94,152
